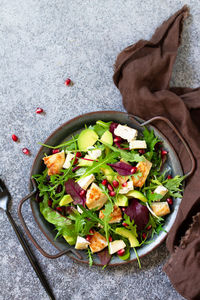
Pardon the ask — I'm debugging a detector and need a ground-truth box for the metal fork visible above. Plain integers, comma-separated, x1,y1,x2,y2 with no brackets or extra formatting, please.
0,179,55,300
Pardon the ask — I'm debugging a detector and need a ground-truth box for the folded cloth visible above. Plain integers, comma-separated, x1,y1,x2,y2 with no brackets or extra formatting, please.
113,6,200,300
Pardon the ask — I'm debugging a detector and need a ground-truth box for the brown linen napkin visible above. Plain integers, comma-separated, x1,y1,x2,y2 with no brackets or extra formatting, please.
113,6,200,300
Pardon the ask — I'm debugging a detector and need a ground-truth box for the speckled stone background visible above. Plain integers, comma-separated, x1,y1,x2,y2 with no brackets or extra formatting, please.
0,0,199,299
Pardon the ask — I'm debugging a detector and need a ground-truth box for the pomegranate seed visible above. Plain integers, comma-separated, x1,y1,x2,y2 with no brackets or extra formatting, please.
86,235,92,242
12,134,18,142
161,149,168,157
122,182,127,187
107,184,113,192
167,175,172,179
89,229,94,234
22,148,30,155
109,122,119,134
113,137,122,143
76,152,82,158
79,190,86,197
36,107,43,114
122,207,126,212
115,142,122,148
48,199,53,207
112,180,119,188
117,249,125,256
72,166,80,172
147,225,152,230
56,207,63,213
109,191,116,197
131,166,137,174
73,157,78,165
122,222,128,227
65,78,71,86
52,149,60,154
167,198,173,205
138,149,145,155
109,236,113,242
102,179,108,186
142,233,147,240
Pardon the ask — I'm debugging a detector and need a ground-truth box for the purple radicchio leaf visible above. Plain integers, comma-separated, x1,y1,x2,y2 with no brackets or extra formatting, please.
97,248,111,266
124,199,149,231
65,179,86,206
107,161,133,176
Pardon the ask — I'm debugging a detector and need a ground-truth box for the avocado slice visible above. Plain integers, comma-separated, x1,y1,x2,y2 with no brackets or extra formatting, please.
63,235,76,245
100,130,113,145
78,129,98,151
100,165,116,182
116,227,139,247
126,190,148,203
59,195,73,206
78,155,94,167
115,195,129,207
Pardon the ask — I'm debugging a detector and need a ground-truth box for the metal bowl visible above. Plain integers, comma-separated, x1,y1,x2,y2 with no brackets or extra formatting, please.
19,111,186,266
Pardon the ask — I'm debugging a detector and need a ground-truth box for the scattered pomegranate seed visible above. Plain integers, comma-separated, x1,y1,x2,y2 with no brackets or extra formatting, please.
131,166,137,174
86,235,92,242
48,199,53,207
122,222,128,227
109,236,113,242
161,149,168,157
102,179,108,186
167,175,172,179
107,184,113,192
72,166,80,172
167,198,173,205
65,78,71,86
122,207,126,212
22,148,30,155
56,207,63,213
115,142,122,148
112,180,119,188
109,191,116,197
36,107,43,114
114,137,122,143
122,182,127,187
89,229,94,234
138,149,145,155
52,149,60,154
12,134,18,142
147,225,152,230
79,190,86,197
76,152,82,158
142,233,147,240
117,249,125,256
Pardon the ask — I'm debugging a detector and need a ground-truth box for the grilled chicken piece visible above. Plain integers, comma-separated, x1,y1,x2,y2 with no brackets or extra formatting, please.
151,202,170,217
89,231,108,253
132,158,152,187
86,183,108,210
99,205,122,224
43,151,65,176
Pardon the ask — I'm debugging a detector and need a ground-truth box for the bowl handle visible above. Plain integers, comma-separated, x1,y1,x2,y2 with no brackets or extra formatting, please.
18,178,82,260
128,114,195,179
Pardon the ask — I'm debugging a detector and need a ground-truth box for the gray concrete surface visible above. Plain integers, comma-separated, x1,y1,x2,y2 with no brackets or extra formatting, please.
0,0,199,299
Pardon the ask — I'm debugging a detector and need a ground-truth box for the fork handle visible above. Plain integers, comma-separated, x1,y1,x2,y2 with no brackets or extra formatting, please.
6,211,55,300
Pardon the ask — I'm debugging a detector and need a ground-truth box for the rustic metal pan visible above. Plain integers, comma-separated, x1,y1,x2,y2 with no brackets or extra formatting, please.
18,111,195,266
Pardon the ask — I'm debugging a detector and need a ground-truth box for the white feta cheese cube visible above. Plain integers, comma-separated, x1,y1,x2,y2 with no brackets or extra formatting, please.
129,140,147,150
109,240,126,255
154,185,168,198
75,236,90,250
77,174,95,190
88,149,102,160
63,153,74,169
114,124,138,142
86,183,108,210
119,180,134,194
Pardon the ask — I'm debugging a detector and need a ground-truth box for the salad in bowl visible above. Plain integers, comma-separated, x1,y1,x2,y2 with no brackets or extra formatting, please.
33,120,184,267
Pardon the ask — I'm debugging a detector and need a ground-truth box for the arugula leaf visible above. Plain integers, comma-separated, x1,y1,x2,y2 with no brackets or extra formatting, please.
87,247,93,267
101,202,113,243
78,152,118,180
99,140,144,163
142,127,160,152
123,215,137,237
163,175,185,198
